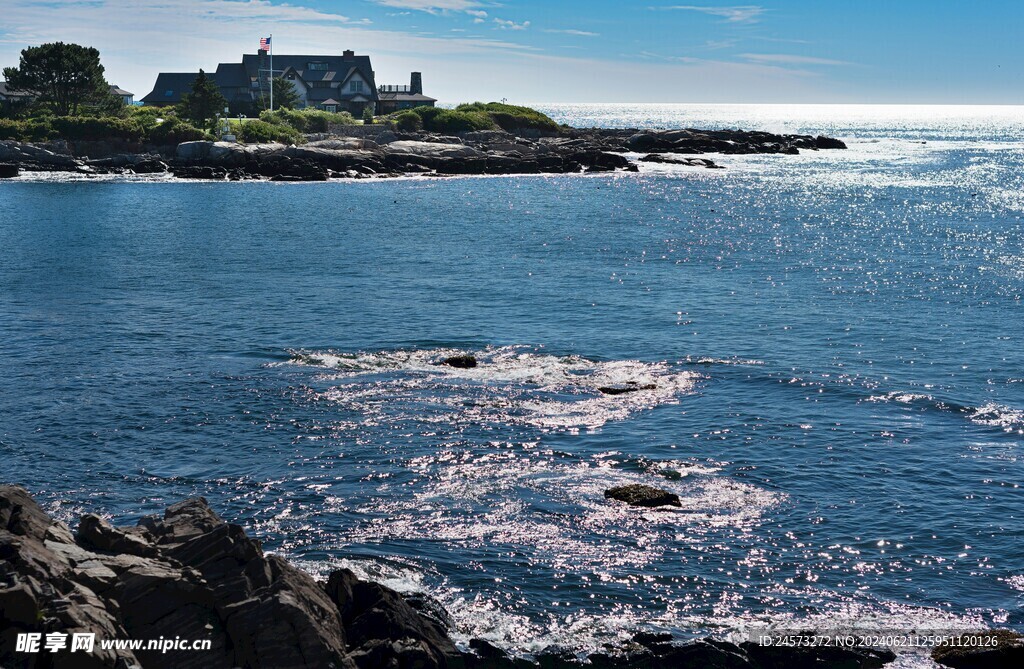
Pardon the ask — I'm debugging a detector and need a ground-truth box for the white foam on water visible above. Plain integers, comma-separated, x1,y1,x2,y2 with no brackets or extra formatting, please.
968,403,1024,433
284,346,701,431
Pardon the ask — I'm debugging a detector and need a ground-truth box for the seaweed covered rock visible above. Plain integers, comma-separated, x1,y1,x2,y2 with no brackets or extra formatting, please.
604,484,682,508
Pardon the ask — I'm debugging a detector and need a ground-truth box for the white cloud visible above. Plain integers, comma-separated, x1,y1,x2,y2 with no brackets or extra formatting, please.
650,5,766,24
373,0,484,12
543,29,600,37
739,53,852,66
494,18,530,31
466,10,488,18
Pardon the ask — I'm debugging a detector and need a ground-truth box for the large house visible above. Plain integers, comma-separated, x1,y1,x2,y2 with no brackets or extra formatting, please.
376,72,436,115
143,49,396,117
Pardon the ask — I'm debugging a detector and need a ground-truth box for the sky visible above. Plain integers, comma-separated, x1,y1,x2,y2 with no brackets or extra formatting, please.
1,0,1022,105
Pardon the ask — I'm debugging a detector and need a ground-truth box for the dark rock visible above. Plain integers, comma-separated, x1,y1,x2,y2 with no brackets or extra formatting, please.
640,154,723,168
441,354,478,369
77,513,158,557
326,568,461,669
131,159,168,174
740,640,895,669
223,556,350,669
815,135,847,150
597,382,656,395
932,630,1024,669
604,484,681,508
0,484,57,540
172,165,226,180
0,163,19,178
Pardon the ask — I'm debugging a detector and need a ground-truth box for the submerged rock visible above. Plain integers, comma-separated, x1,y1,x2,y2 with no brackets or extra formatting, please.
604,484,682,508
440,354,478,369
0,163,19,178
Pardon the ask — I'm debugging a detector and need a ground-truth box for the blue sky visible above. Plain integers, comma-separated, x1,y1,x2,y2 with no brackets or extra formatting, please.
1,0,1022,104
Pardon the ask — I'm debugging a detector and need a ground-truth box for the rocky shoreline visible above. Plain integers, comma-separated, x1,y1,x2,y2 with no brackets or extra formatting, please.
0,126,846,181
4,486,1020,669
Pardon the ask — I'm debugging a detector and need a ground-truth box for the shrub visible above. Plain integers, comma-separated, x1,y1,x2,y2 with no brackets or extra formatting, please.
396,106,498,133
236,119,303,144
426,109,496,133
362,106,374,124
147,117,212,145
259,108,358,133
410,106,443,127
0,119,26,140
260,108,309,132
392,110,422,132
455,102,559,133
22,119,54,141
128,106,165,131
307,109,357,131
48,116,145,142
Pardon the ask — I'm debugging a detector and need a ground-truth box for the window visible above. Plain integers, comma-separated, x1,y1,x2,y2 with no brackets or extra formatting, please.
165,90,173,97
307,62,328,71
350,80,363,93
311,81,332,89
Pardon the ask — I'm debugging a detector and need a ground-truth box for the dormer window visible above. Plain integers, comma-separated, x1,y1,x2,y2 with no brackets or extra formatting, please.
307,62,328,71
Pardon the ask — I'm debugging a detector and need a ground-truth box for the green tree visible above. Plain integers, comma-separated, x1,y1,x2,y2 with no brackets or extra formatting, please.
258,77,301,111
176,69,227,130
2,42,109,116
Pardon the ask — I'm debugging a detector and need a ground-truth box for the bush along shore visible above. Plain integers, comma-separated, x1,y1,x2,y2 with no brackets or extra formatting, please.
5,486,1021,669
0,105,848,181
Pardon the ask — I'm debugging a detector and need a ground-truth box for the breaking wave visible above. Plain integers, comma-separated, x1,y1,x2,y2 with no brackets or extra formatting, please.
865,391,1024,434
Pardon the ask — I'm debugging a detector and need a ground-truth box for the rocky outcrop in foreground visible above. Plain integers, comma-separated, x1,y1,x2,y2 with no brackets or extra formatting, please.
0,126,846,181
1,485,910,669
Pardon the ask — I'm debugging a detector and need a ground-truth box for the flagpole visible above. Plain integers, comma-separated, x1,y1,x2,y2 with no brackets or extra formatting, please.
269,33,274,112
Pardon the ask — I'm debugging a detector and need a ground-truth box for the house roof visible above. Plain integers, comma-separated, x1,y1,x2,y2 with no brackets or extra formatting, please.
141,72,200,104
214,62,249,88
0,82,35,99
239,53,378,101
319,98,340,106
377,92,437,103
144,51,382,106
109,85,134,97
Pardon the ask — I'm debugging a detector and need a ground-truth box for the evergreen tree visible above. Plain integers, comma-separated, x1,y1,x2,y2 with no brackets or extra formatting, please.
258,78,301,110
177,70,227,130
2,42,109,116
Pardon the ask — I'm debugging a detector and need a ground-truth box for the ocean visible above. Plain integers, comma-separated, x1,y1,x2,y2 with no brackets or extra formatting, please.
1,104,1022,662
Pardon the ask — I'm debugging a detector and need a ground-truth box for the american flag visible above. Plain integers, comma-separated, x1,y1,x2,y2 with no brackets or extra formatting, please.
259,37,271,52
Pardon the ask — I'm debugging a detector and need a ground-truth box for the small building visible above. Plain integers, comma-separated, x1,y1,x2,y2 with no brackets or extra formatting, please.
0,82,134,107
376,72,436,114
108,85,135,105
0,82,34,106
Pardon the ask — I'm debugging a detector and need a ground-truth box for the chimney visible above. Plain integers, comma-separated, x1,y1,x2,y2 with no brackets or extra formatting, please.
343,49,355,60
410,72,422,95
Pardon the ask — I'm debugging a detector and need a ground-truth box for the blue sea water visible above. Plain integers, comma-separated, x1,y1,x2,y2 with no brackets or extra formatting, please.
1,104,1023,659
